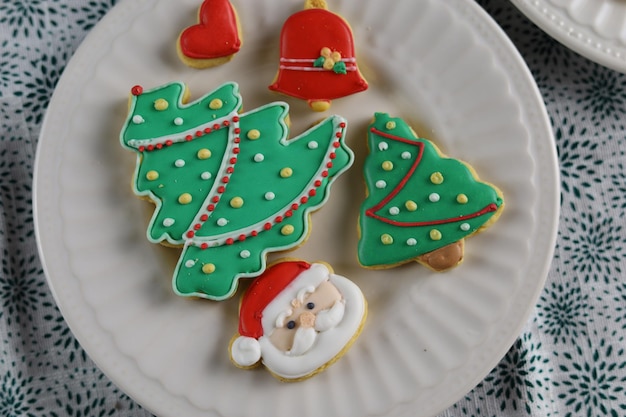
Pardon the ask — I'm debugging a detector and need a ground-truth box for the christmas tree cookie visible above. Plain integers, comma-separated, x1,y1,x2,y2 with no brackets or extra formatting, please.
358,113,504,271
268,0,368,112
120,82,353,300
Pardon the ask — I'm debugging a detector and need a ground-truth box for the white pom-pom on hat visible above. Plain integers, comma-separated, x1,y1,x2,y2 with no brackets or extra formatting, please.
231,336,261,367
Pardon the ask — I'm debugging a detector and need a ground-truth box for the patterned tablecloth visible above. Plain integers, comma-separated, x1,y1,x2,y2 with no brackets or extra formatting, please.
1,0,625,415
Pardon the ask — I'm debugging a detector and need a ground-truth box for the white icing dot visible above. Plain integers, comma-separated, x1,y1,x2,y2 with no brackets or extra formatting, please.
173,117,183,126
378,142,389,151
407,238,417,246
201,171,212,180
460,223,471,231
240,250,251,259
217,218,228,227
389,207,400,215
401,151,411,159
265,192,275,201
375,180,387,189
429,193,440,202
132,115,145,124
308,141,319,149
162,218,175,227
254,153,265,162
185,260,195,268
175,159,185,168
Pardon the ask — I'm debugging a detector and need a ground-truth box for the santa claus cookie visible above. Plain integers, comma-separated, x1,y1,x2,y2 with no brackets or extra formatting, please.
358,113,505,271
120,82,353,300
176,0,242,68
268,0,368,112
229,260,367,381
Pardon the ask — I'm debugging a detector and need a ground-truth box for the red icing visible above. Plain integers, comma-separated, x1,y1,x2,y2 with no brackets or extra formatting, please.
179,0,241,60
238,261,312,338
268,8,367,102
131,85,143,96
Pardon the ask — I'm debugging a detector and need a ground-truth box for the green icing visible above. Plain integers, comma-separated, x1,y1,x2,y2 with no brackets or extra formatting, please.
135,128,230,242
120,81,242,147
120,81,353,300
174,207,309,300
194,106,344,238
358,113,504,268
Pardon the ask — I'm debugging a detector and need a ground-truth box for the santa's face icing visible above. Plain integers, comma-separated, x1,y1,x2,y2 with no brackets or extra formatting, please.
268,280,344,354
231,261,366,380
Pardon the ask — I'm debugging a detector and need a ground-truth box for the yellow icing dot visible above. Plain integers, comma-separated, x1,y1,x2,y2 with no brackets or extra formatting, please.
280,167,293,178
321,47,331,57
202,263,216,274
457,194,469,204
310,100,331,112
323,58,335,70
281,225,295,236
247,129,261,140
382,161,394,171
405,200,418,211
209,99,223,110
197,148,212,160
385,121,396,130
430,172,444,185
230,197,244,208
381,234,394,245
178,193,192,205
154,98,168,111
429,229,442,241
146,170,159,181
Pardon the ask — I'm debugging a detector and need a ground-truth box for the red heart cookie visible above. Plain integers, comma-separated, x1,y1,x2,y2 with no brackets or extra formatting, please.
177,0,242,67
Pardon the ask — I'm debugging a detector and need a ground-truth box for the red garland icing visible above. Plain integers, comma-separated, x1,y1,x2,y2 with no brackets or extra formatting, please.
238,261,312,339
179,0,241,60
365,128,499,227
269,8,368,102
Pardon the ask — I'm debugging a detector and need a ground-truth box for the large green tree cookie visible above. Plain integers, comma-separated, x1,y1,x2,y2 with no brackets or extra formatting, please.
120,82,353,300
358,113,504,271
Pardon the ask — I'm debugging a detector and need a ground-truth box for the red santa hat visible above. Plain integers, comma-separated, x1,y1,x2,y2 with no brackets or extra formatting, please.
230,261,331,367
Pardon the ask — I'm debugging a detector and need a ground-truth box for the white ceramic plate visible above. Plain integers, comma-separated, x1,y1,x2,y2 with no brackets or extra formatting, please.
510,0,626,72
34,0,559,416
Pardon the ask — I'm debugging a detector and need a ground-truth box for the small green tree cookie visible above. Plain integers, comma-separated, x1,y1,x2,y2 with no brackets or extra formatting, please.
358,113,504,271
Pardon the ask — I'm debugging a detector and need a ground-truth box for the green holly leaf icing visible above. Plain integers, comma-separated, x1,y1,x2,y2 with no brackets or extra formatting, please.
120,81,353,300
358,113,504,268
333,61,347,74
313,56,326,68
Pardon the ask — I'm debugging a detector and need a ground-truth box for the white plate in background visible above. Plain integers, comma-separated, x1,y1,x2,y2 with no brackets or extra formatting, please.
510,0,626,72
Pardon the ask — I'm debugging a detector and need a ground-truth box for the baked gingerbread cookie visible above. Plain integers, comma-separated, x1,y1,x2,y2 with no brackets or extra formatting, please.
358,113,504,271
119,82,353,300
177,0,242,68
269,0,368,112
229,260,367,381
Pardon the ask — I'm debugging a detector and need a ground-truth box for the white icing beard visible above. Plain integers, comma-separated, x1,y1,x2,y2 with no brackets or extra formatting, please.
286,326,317,357
258,273,365,380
